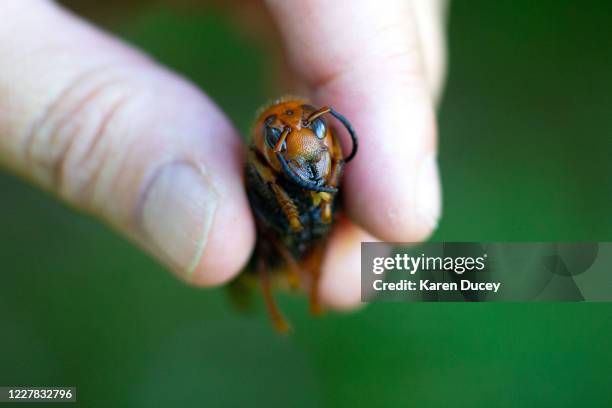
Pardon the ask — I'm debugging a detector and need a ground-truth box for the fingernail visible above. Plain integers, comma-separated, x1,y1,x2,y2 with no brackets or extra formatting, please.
141,162,218,280
416,152,442,229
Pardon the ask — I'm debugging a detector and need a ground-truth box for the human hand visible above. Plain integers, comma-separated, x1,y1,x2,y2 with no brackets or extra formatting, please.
0,0,446,308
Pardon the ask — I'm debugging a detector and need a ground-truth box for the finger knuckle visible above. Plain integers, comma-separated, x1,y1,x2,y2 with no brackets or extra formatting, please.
23,66,138,209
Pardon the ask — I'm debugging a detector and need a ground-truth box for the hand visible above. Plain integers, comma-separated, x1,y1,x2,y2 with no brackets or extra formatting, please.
0,0,446,309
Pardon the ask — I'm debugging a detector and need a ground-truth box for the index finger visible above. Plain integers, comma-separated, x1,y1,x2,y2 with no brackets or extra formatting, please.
266,0,442,242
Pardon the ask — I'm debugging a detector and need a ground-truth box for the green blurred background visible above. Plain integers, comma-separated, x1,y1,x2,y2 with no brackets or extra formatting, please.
1,1,611,407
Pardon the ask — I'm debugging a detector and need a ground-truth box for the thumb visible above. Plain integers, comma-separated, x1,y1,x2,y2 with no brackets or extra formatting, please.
0,0,255,285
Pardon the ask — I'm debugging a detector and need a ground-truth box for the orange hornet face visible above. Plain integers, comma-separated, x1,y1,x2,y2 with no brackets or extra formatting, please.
254,99,334,190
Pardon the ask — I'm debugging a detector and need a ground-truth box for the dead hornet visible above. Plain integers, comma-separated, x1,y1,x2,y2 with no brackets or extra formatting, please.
241,97,358,332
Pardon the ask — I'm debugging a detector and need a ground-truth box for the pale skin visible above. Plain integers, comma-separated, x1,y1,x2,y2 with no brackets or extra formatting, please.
0,0,446,309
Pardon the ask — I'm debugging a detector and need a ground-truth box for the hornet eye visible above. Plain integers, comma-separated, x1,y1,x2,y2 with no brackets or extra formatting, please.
311,118,326,139
265,126,282,149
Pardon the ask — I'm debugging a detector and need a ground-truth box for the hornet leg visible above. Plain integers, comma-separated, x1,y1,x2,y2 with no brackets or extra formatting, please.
258,256,290,333
305,242,326,316
270,237,302,290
